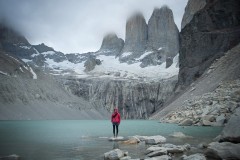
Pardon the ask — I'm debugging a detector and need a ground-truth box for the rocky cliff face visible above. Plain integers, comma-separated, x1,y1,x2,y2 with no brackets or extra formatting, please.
181,0,206,29
64,76,177,119
179,0,240,87
98,33,124,56
147,6,179,57
120,13,148,62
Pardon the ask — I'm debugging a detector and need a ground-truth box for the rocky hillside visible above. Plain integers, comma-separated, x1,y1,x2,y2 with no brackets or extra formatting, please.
0,49,109,120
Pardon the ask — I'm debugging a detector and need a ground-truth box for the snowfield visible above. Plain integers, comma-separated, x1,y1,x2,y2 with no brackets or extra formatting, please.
22,51,179,81
90,54,179,80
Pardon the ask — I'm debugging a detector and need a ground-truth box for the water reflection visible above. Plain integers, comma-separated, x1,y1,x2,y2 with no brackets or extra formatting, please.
112,141,119,149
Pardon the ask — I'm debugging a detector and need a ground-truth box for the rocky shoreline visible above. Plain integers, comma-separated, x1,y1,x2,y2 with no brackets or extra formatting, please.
103,120,240,160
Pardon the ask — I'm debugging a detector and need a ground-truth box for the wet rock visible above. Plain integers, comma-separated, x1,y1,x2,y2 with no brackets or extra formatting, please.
146,144,190,156
145,135,167,145
205,142,240,160
119,156,131,160
145,155,172,160
121,137,140,145
104,149,127,160
181,153,206,160
146,149,168,158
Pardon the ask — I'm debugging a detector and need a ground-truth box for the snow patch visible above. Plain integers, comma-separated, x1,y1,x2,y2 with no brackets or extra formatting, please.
158,47,163,50
19,45,31,50
136,51,153,60
29,67,37,79
42,51,55,55
0,71,9,76
19,67,24,72
22,59,32,63
121,52,132,57
45,58,85,75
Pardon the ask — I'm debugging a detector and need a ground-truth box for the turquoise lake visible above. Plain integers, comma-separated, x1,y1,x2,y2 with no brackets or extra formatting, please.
0,120,222,160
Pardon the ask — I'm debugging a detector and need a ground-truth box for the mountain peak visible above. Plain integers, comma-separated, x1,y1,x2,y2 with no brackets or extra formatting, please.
147,5,179,56
98,32,124,56
120,11,148,60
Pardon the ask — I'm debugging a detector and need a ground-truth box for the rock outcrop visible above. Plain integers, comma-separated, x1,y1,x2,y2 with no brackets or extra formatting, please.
181,0,206,29
147,6,179,57
178,0,240,87
84,56,101,72
120,13,148,61
98,33,124,56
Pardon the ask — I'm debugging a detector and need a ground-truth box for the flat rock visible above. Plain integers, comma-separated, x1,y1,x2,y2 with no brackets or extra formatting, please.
109,136,125,141
145,135,167,145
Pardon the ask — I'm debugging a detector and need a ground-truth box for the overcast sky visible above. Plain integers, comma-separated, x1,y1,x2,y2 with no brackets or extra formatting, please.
0,0,188,53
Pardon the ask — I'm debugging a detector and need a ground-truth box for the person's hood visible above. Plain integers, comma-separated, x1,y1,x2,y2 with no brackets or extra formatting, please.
114,108,118,113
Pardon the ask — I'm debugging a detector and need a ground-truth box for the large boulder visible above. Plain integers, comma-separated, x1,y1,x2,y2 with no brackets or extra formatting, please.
178,0,240,87
221,107,240,143
205,142,240,160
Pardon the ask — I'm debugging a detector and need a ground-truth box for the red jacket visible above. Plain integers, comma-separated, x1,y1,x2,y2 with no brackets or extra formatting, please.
111,109,121,124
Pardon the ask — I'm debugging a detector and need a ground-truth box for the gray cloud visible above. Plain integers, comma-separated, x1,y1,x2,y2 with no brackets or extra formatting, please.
0,0,188,53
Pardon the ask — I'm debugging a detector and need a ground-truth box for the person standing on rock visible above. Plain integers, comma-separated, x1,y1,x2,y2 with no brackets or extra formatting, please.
111,108,121,138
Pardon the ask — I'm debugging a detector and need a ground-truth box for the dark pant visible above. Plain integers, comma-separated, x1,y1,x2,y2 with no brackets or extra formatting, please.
112,122,119,137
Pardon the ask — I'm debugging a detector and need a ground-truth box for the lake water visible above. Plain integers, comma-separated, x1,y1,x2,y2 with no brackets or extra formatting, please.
0,120,222,160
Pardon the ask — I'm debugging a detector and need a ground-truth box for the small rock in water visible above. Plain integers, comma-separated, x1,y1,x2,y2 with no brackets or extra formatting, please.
121,136,140,145
170,132,192,138
104,149,127,160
